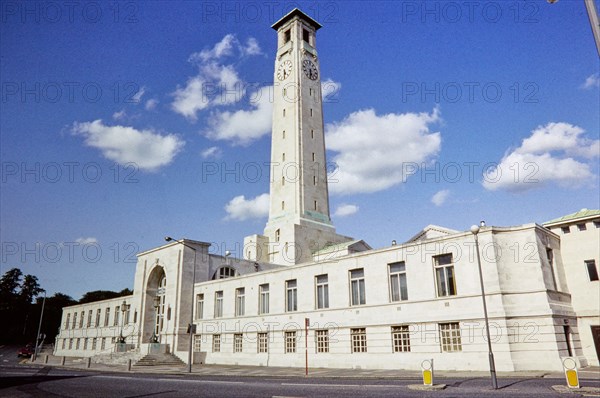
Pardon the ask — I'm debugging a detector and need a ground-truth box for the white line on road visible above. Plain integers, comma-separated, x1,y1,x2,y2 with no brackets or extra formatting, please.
281,383,396,389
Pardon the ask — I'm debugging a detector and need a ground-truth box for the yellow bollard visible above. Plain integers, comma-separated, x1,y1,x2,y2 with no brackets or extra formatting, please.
421,359,434,386
562,357,579,389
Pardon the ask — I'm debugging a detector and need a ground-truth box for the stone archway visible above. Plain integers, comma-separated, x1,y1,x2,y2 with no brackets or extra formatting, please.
143,266,166,343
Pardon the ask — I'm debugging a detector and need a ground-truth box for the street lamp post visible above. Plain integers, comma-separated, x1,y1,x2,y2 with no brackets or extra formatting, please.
119,300,127,344
470,224,498,389
33,291,47,362
165,236,197,374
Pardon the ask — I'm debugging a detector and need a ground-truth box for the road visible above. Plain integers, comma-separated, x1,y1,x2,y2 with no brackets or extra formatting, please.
1,364,599,397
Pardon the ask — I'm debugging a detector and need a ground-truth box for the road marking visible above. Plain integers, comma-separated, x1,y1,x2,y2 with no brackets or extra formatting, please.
281,383,396,389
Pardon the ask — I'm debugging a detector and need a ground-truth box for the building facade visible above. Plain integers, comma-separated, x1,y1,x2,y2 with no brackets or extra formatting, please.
54,9,599,372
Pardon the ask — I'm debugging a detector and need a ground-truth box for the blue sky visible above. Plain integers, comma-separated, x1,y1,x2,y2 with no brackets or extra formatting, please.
1,0,599,299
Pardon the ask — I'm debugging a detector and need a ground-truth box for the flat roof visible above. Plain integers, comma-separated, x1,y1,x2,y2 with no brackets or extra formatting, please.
272,8,321,31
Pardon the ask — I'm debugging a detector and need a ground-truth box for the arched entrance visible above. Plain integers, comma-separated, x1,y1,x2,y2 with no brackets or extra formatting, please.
143,266,167,344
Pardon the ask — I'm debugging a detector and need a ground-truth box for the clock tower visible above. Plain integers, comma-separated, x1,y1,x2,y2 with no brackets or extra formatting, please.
244,9,352,265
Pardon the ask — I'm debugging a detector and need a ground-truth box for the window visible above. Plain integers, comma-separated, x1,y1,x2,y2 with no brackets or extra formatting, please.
92,338,97,350
577,223,587,231
285,331,297,353
315,274,329,309
214,267,236,279
282,176,285,186
79,311,84,328
282,153,285,161
72,313,77,329
212,335,221,352
76,338,80,350
194,335,202,352
133,311,137,323
196,294,204,319
101,338,106,350
61,339,66,350
546,248,558,290
283,130,285,139
392,326,411,352
214,291,223,318
259,284,270,314
561,226,570,234
275,229,280,242
114,306,120,326
286,279,297,312
87,310,92,328
434,254,456,297
104,307,110,326
311,129,314,139
312,152,315,162
439,322,462,352
351,328,367,353
389,262,408,302
258,332,268,353
69,339,73,350
303,28,309,43
66,313,71,329
313,200,317,211
594,221,600,229
313,175,317,185
124,305,130,324
283,109,286,117
315,330,329,353
350,269,366,305
235,288,245,316
95,309,101,327
284,29,290,43
83,338,88,350
310,108,313,117
586,260,599,281
234,333,243,353
282,201,285,210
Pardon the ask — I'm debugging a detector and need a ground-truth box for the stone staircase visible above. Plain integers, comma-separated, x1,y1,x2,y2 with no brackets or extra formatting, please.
133,352,186,367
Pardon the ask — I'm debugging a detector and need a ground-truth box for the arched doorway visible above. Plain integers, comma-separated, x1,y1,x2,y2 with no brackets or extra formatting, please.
143,266,167,344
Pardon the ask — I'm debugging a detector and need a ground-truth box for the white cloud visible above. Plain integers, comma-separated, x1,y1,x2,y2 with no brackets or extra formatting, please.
132,86,146,103
431,190,450,206
333,203,359,217
326,108,442,195
72,120,185,171
75,237,98,245
201,146,223,159
145,98,158,110
204,86,273,145
224,193,269,221
321,78,341,102
171,35,262,121
581,73,600,89
483,122,599,192
112,109,127,121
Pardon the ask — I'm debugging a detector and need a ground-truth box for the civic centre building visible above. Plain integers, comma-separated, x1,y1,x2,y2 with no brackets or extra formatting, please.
53,9,600,371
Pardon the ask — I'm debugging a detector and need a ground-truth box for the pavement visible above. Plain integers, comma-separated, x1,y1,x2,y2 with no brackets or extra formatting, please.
24,353,600,381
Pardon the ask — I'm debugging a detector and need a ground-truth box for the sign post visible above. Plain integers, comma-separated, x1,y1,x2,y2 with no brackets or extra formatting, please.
562,357,580,389
421,359,434,386
305,318,310,376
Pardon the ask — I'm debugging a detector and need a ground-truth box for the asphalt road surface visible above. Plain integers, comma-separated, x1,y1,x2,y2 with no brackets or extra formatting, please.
2,364,599,397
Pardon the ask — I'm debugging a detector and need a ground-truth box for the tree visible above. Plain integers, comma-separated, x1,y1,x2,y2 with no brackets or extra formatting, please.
79,288,132,304
20,274,44,304
0,268,23,310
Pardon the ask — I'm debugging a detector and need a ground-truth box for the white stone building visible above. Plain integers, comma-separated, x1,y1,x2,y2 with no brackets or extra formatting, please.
54,9,599,372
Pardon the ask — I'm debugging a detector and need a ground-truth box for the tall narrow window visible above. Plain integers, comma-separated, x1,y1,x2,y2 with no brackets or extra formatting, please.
214,291,223,318
311,129,314,139
546,248,558,290
283,130,285,139
283,109,286,117
286,279,298,312
389,262,408,301
313,175,317,185
212,335,221,352
235,288,245,316
284,29,290,43
391,326,411,352
104,308,110,327
83,338,88,350
439,322,462,352
434,254,456,297
194,335,202,352
196,294,204,319
285,331,297,353
66,313,71,330
282,153,285,161
234,333,243,353
62,339,66,350
95,309,101,327
303,28,309,43
312,152,315,161
314,200,318,211
275,229,280,242
315,329,329,353
350,269,366,305
258,332,268,353
124,305,130,324
315,274,329,309
87,310,92,328
586,260,599,281
282,176,285,186
281,201,285,211
310,108,313,116
80,311,84,328
73,312,77,329
92,338,97,350
259,284,270,314
351,328,367,353
101,338,106,350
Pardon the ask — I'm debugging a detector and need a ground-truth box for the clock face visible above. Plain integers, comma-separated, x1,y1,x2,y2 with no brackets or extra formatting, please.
277,60,292,81
302,59,318,80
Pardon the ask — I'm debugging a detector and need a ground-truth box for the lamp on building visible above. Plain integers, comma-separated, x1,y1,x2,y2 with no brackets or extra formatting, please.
150,296,160,344
165,236,197,373
470,224,498,389
118,300,127,344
